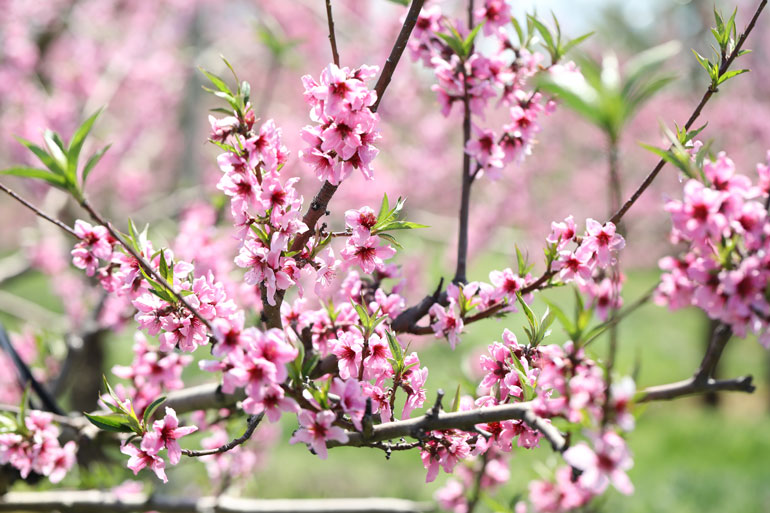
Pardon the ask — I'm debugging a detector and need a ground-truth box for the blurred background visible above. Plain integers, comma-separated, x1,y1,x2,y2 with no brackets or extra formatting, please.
0,0,769,511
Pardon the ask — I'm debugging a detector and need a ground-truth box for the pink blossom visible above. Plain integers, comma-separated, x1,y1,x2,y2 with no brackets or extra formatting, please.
289,409,349,459
120,439,167,483
580,219,625,267
563,431,634,495
144,407,197,465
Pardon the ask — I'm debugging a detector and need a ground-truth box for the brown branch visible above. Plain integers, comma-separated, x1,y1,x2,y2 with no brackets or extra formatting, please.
637,323,757,402
0,492,433,513
325,0,341,67
454,62,474,284
638,375,754,402
328,400,565,452
371,0,427,111
182,413,264,457
0,182,78,237
609,0,767,225
262,0,427,326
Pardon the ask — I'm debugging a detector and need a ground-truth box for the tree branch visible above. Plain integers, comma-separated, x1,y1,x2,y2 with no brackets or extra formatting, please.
325,0,340,67
609,0,767,225
0,182,78,237
637,323,757,402
0,492,433,513
638,375,755,402
328,401,565,452
262,0,427,325
182,413,264,457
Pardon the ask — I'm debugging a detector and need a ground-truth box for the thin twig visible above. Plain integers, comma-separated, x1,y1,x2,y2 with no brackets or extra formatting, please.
454,59,474,284
79,198,215,334
328,400,565,450
182,413,264,457
325,0,341,67
0,492,434,513
610,0,767,225
637,323,757,402
0,182,78,237
465,450,488,513
0,322,64,415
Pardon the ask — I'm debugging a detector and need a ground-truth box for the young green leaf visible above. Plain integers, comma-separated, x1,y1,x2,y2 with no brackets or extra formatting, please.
142,396,167,427
84,413,136,433
68,109,103,176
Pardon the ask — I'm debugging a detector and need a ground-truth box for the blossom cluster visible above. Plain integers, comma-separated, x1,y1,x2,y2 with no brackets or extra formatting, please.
0,411,76,484
119,407,197,483
656,150,770,348
428,217,624,348
111,332,192,414
408,1,558,179
202,326,299,421
431,327,636,511
340,206,397,274
300,64,381,185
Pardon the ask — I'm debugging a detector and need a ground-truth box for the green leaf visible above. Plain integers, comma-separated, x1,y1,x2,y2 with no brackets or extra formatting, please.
543,299,575,337
1,167,67,187
462,22,485,56
199,67,232,96
302,353,320,377
691,49,717,82
159,249,171,284
84,412,135,433
717,68,750,85
142,396,167,427
450,384,462,412
516,293,536,329
385,331,403,363
82,144,111,186
561,31,594,55
435,31,466,58
378,232,403,249
511,16,525,47
43,130,69,179
17,385,30,434
529,16,555,52
68,109,103,177
0,414,16,433
15,137,61,173
375,220,428,232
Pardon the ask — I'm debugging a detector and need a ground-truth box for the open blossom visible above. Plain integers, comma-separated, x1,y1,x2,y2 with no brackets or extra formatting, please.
553,247,593,285
289,409,349,459
71,220,114,276
143,408,198,465
465,124,504,176
563,431,634,495
340,232,396,274
300,63,381,185
580,219,625,267
475,0,512,35
0,411,77,483
528,466,592,512
121,438,167,483
420,430,472,482
546,215,577,249
429,302,464,349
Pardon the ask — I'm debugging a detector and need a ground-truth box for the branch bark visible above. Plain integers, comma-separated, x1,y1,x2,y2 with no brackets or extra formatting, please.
328,400,565,453
0,492,433,513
